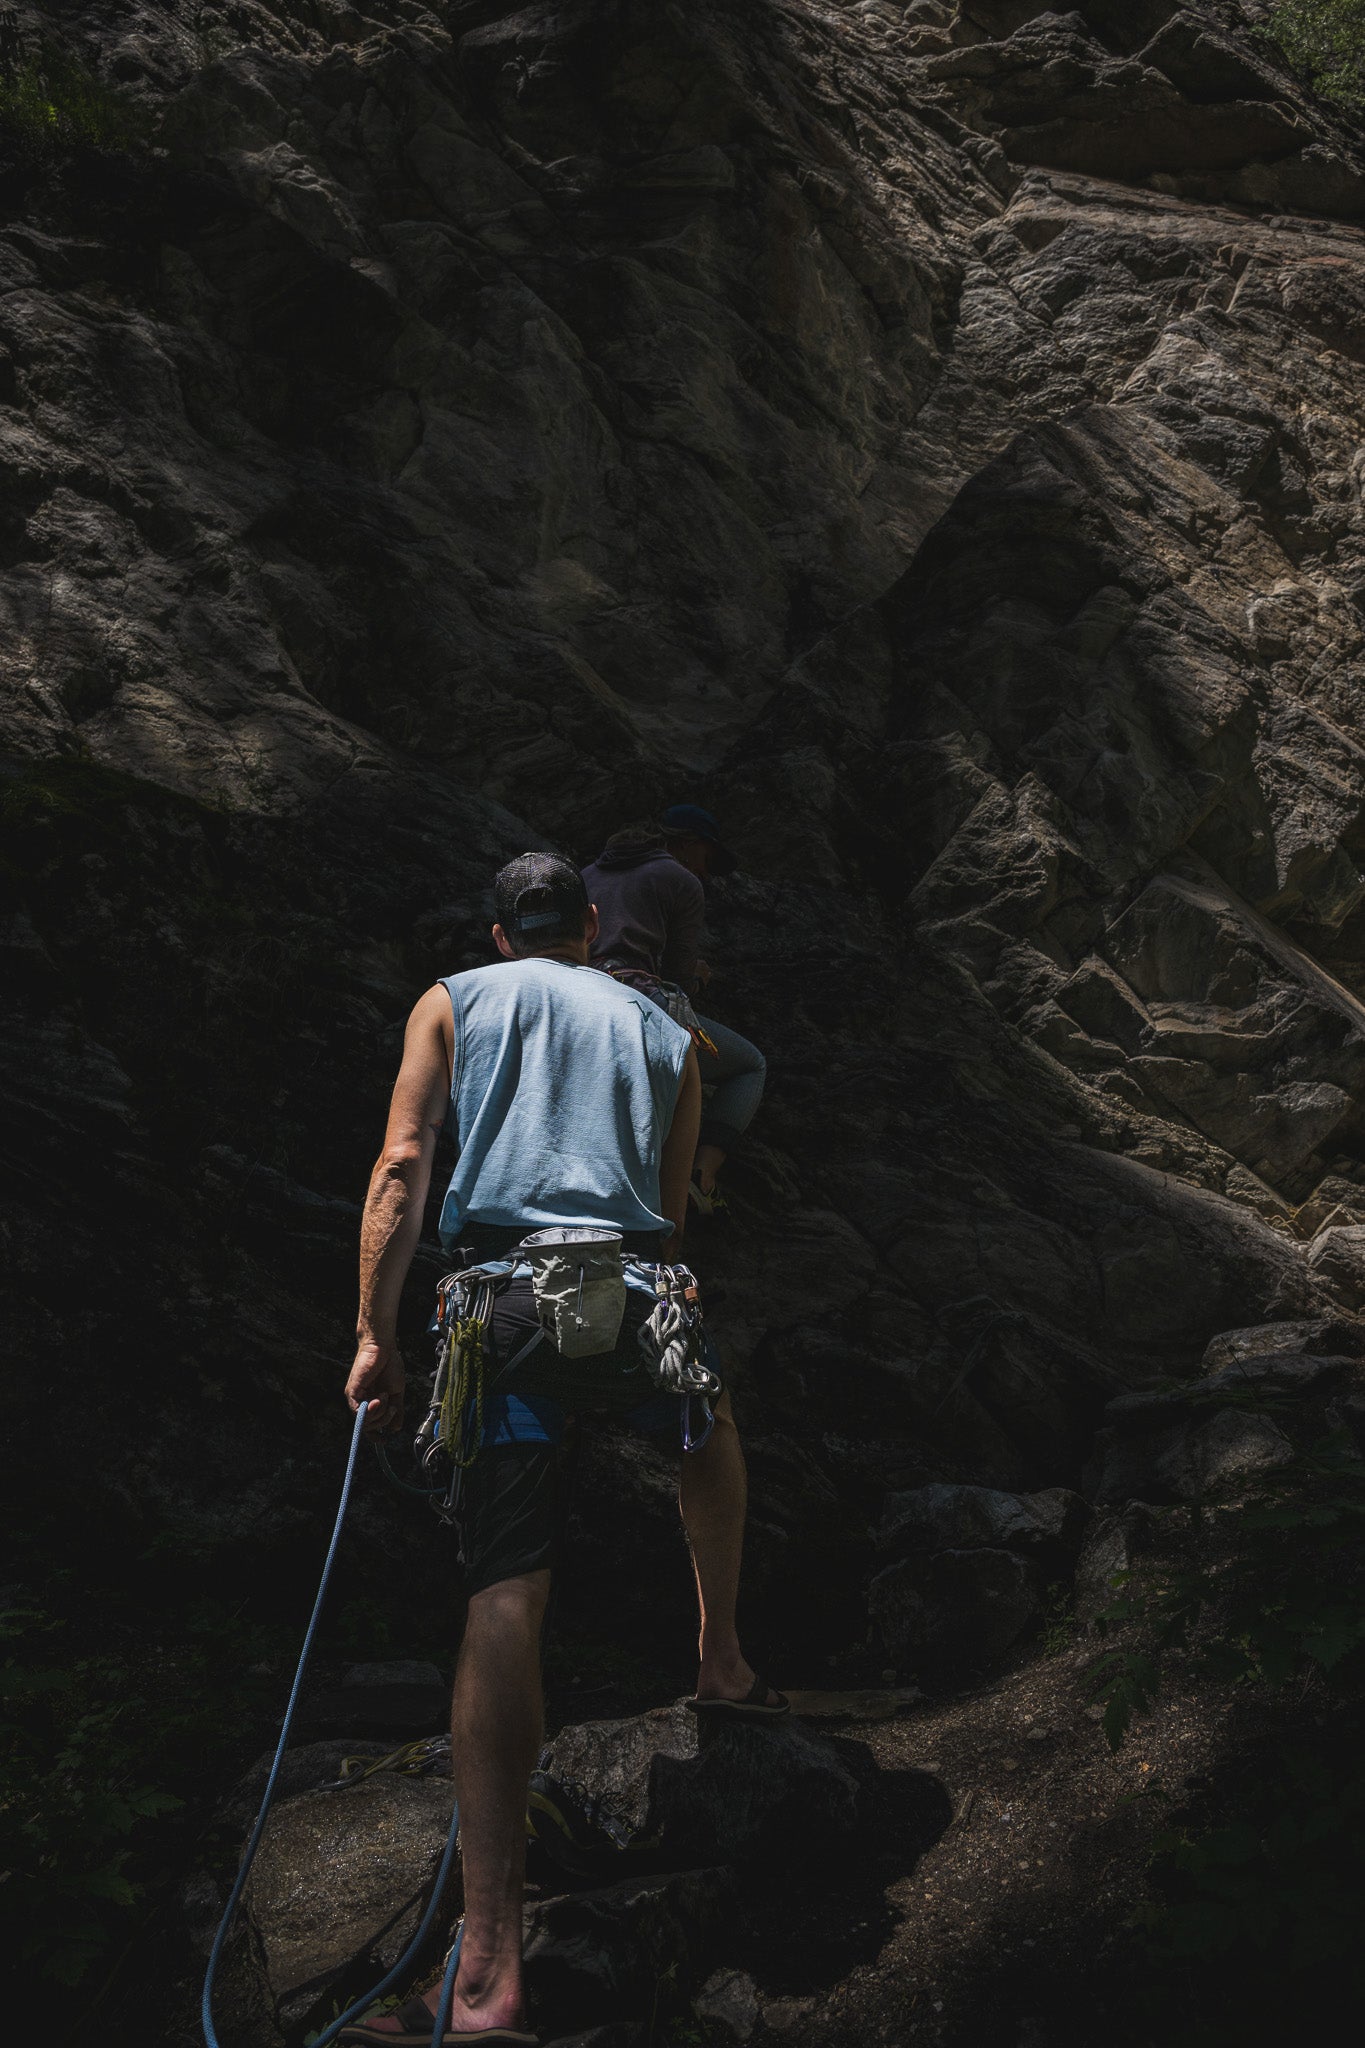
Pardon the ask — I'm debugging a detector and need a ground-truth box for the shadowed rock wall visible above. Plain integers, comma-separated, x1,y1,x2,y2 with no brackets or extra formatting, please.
7,0,1365,1681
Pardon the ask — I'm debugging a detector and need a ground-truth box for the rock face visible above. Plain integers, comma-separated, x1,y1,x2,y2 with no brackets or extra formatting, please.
214,1707,857,2040
11,4,1365,2026
542,1701,863,1862
1088,1342,1360,1502
870,1481,1086,1672
524,1867,739,2030
217,1772,460,2047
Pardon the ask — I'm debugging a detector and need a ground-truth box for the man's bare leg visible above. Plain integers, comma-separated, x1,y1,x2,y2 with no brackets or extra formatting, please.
678,1393,775,1703
367,1569,548,2036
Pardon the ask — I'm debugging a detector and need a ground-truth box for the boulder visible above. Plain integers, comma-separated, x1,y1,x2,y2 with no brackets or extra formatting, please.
1327,1390,1365,1460
298,1661,449,1739
525,1868,737,2026
1073,1503,1164,1627
1308,1226,1365,1304
693,1967,761,2041
1200,1319,1365,1373
1111,1354,1351,1418
1089,1332,1362,1504
870,1546,1042,1671
1092,1405,1294,1506
868,1482,1088,1674
879,1482,1086,1558
215,1774,460,2047
541,1703,861,1863
213,1739,395,1843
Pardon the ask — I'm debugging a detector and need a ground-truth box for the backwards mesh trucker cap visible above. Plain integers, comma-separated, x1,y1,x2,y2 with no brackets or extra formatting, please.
494,852,590,946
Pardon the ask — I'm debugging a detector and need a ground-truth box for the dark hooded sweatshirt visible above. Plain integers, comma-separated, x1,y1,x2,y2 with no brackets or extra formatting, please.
581,831,705,993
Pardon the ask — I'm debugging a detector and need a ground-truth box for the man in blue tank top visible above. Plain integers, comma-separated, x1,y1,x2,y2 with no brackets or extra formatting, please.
341,854,784,2047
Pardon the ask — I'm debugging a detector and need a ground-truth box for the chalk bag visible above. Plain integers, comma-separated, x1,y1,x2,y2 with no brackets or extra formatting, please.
520,1226,627,1358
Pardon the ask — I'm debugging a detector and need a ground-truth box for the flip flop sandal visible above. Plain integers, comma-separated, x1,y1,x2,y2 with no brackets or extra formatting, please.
337,1997,539,2046
686,1675,790,1720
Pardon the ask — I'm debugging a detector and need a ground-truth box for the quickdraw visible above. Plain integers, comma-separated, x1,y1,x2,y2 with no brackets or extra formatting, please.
437,1316,486,1470
632,1260,722,1399
409,1271,510,1523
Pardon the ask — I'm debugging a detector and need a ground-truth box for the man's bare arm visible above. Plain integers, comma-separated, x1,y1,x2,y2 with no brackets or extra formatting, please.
659,1047,702,1260
345,984,452,1430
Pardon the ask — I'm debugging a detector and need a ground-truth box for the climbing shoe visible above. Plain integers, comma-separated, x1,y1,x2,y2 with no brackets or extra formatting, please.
527,1769,650,1875
527,1761,634,1859
687,1176,729,1218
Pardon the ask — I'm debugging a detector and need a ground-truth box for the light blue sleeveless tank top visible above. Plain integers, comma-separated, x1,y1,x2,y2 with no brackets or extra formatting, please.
437,959,691,1248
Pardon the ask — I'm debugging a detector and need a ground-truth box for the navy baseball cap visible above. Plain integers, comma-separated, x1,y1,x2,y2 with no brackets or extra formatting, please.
660,804,737,873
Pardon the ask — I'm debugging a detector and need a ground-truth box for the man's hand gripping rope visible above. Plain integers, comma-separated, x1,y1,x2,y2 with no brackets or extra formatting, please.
346,1338,406,1434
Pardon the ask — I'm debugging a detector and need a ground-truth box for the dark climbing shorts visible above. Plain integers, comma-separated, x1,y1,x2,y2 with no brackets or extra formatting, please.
457,1277,714,1598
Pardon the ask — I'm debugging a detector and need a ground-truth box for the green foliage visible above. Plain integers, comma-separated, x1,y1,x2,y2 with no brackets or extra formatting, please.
1083,1439,1365,2034
1036,1581,1076,1657
1143,1748,1365,1970
0,42,152,160
0,1605,182,1986
0,1574,299,1990
1131,1738,1365,2044
1263,0,1365,109
0,748,210,845
1087,1445,1365,1751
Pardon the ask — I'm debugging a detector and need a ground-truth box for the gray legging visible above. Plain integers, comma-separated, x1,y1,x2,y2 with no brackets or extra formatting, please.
694,1013,766,1152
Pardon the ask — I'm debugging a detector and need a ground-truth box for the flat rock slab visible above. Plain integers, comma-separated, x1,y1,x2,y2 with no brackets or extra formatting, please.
785,1687,924,1721
543,1702,861,1861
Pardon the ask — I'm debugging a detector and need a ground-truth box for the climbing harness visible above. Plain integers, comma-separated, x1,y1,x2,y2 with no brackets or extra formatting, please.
412,1234,724,1524
201,1401,464,2048
593,957,719,1058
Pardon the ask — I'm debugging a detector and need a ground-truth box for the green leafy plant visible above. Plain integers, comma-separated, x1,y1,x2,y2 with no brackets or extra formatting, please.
0,1607,182,1985
1263,0,1365,109
0,1569,304,1992
1087,1445,1365,1751
0,41,152,159
1083,1437,1365,2038
1037,1581,1077,1658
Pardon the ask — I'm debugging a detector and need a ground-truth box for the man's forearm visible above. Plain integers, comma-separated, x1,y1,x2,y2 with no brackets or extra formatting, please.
357,1148,430,1341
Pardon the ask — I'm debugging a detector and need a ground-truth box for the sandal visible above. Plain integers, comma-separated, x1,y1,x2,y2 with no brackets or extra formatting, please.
686,1675,790,1721
337,1996,539,2046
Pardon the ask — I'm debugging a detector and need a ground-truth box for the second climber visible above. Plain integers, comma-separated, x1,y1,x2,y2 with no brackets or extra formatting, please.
581,803,765,1216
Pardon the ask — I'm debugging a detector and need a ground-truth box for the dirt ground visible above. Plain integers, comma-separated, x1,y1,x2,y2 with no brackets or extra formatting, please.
714,1648,1270,2048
